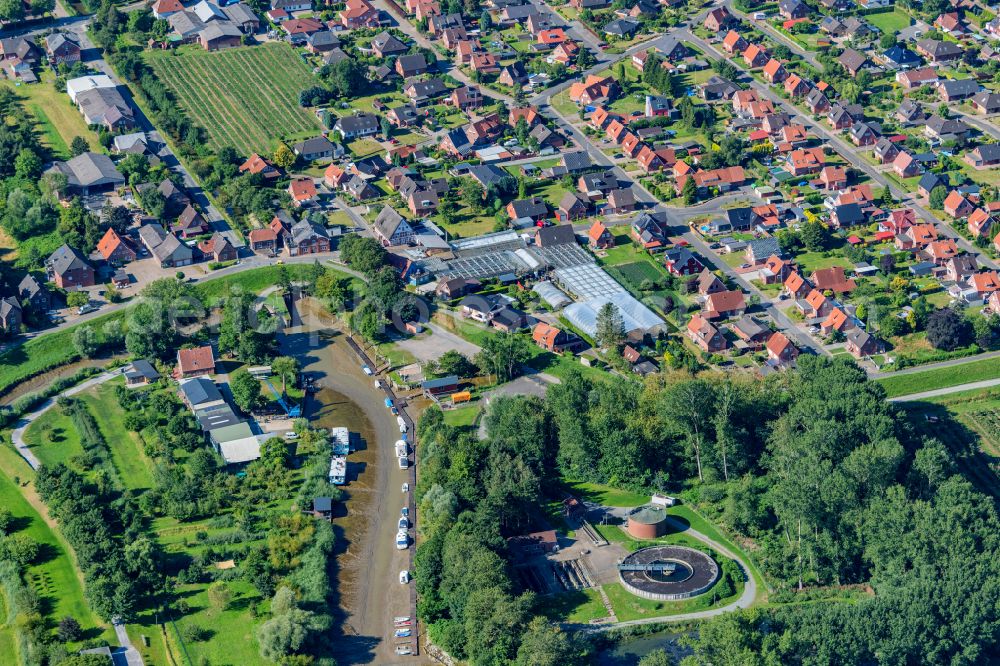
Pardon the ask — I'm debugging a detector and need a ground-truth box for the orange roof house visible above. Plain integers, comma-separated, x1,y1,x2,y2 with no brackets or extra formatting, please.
96,227,136,265
537,28,567,45
784,270,810,298
925,238,960,263
970,271,1000,297
509,106,540,127
820,307,851,335
288,178,318,206
944,190,974,218
324,164,349,189
762,58,787,83
590,106,612,129
176,345,215,378
798,288,830,317
743,43,769,68
786,147,825,176
766,331,798,364
588,220,613,248
969,208,995,238
239,153,280,179
722,30,747,54
569,75,619,105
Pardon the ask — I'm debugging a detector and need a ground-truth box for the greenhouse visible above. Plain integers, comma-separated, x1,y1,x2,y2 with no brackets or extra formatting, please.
563,291,666,339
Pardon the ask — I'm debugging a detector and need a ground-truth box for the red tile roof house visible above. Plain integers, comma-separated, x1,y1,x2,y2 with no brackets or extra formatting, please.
288,178,318,207
532,322,581,353
818,166,847,190
97,227,137,266
820,307,852,336
766,331,798,365
239,153,281,181
797,288,831,318
248,228,278,255
687,314,727,353
762,59,788,84
783,271,811,299
944,191,975,219
722,30,747,54
923,239,961,264
703,289,746,320
812,266,856,294
588,221,614,249
176,345,215,379
969,209,996,239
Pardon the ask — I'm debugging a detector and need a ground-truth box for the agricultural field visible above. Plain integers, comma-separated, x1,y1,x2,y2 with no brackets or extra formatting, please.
144,43,320,154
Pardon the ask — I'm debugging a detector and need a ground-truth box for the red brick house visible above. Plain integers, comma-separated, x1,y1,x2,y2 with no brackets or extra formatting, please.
177,345,215,378
687,314,727,352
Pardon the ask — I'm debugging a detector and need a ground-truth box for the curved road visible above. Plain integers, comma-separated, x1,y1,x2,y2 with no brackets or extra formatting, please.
9,368,122,470
580,514,758,632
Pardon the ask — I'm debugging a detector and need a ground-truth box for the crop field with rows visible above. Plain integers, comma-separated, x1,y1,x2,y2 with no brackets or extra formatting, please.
144,43,320,154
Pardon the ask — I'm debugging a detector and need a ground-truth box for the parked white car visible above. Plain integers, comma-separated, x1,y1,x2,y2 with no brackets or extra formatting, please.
399,570,410,584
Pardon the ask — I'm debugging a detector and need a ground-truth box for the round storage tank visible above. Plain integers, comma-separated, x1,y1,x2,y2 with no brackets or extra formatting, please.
627,504,669,539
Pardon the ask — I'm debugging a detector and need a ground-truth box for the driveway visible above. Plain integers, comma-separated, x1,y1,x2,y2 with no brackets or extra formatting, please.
395,323,481,363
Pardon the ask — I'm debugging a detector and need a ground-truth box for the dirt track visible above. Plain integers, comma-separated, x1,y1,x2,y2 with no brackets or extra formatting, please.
281,299,421,665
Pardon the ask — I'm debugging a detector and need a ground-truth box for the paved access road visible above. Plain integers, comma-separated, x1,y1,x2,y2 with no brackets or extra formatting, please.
9,368,123,470
888,378,1000,402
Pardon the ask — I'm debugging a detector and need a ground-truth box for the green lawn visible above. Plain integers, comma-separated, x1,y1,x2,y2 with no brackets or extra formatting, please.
0,446,112,647
603,577,741,622
163,580,265,665
144,43,320,154
442,404,480,428
80,380,156,490
563,480,650,507
877,356,1000,398
867,9,912,34
538,588,609,623
22,401,86,469
794,250,854,274
2,70,101,159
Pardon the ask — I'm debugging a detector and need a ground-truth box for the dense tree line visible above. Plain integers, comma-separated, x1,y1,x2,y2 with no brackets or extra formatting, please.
35,464,159,622
415,397,591,665
416,356,1000,664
